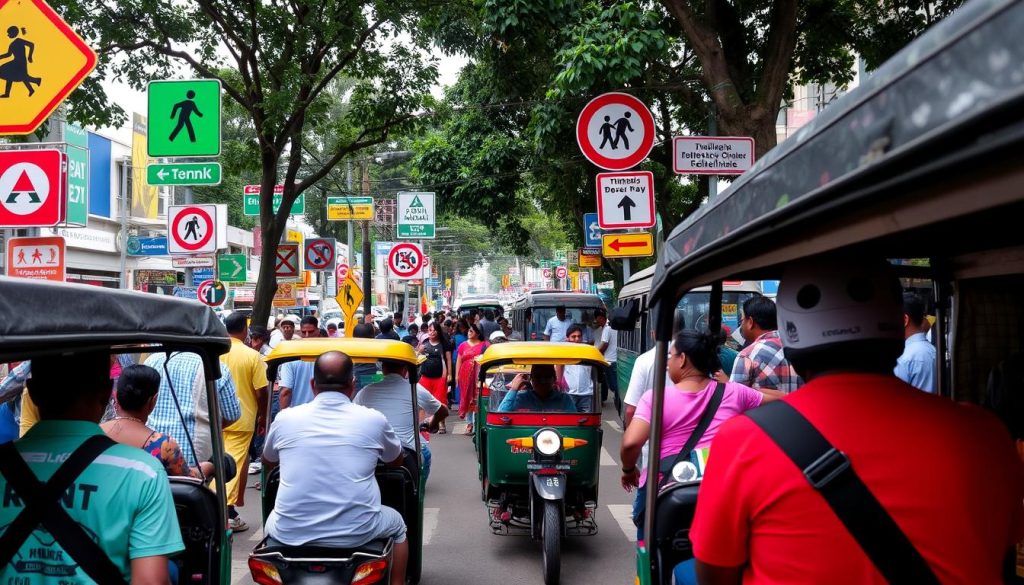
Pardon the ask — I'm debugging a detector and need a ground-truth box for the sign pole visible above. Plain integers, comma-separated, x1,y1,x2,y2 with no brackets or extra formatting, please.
361,161,372,316
708,107,718,201
119,158,129,289
623,258,631,282
183,186,194,287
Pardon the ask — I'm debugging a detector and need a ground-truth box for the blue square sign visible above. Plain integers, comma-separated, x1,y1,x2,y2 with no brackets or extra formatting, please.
583,213,602,248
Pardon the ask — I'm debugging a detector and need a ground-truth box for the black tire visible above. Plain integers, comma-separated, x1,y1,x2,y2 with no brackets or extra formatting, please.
541,500,562,585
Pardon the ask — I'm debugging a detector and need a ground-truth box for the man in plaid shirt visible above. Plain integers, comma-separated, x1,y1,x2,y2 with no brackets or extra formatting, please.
729,296,803,396
145,351,241,467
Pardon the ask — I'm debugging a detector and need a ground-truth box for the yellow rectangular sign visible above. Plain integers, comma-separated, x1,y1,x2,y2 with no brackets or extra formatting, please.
272,282,295,307
578,249,602,268
327,197,375,220
602,233,654,258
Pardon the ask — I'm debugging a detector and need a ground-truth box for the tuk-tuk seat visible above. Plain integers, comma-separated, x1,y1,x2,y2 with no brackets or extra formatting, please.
259,536,391,558
169,476,223,581
653,481,701,567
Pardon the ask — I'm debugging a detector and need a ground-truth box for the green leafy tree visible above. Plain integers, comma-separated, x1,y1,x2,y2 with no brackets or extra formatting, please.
62,0,437,325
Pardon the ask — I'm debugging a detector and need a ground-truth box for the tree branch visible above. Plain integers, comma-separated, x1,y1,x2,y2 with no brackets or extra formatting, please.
753,0,799,118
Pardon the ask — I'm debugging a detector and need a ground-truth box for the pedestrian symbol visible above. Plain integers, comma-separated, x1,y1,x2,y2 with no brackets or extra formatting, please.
0,26,42,98
169,90,203,143
597,113,635,151
183,215,203,241
147,79,222,157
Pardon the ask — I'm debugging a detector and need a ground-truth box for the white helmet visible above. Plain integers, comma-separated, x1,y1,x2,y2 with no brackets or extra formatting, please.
777,255,903,351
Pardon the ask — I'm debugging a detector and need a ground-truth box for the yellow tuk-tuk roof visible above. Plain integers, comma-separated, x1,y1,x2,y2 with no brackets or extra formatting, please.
478,342,608,368
266,338,421,365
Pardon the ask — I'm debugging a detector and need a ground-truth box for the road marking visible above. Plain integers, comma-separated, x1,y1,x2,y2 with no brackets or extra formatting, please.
605,419,622,432
422,507,440,545
607,504,638,542
601,446,617,466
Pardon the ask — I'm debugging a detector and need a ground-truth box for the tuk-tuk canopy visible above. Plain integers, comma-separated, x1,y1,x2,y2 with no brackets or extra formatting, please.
478,342,608,368
512,291,604,309
266,338,422,366
651,0,1024,309
0,277,230,372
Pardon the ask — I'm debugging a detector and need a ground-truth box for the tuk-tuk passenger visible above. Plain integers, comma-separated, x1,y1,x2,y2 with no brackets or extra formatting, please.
0,352,184,584
263,351,408,585
497,364,577,413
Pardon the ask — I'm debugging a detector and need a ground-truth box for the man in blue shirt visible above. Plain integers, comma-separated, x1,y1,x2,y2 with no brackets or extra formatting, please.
543,305,574,342
498,364,577,412
895,291,936,393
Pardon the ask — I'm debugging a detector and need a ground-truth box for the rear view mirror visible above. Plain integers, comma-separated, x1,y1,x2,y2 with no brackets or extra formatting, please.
609,300,639,331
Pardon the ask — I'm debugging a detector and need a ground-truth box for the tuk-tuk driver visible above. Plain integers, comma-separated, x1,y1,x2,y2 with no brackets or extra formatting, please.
497,364,577,412
263,351,408,585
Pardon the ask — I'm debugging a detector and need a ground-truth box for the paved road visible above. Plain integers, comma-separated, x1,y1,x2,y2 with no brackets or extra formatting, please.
229,402,637,584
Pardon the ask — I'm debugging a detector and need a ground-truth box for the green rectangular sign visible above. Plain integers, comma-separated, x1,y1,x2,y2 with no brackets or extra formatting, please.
147,162,222,186
218,253,247,282
243,192,305,216
147,79,222,157
64,123,88,226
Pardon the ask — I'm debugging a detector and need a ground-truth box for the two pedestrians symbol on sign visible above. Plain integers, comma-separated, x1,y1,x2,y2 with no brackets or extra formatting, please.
597,113,634,151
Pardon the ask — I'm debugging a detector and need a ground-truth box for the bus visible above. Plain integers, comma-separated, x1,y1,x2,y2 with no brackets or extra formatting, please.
636,0,1024,581
613,266,761,412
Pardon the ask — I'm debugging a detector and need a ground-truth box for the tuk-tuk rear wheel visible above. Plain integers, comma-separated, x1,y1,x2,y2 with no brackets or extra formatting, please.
541,499,561,585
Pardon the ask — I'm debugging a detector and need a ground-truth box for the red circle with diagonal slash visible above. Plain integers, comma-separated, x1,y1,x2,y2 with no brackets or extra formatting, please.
171,206,214,251
388,242,423,278
305,238,334,269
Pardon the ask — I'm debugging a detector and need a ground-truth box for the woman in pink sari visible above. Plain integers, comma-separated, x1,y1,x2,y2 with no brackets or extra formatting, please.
456,323,489,435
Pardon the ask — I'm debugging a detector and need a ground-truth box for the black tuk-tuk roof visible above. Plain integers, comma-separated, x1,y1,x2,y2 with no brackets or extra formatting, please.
513,292,605,309
0,277,231,376
651,0,1024,308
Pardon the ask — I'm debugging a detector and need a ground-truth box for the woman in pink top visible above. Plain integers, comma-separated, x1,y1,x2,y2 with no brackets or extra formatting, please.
620,329,774,494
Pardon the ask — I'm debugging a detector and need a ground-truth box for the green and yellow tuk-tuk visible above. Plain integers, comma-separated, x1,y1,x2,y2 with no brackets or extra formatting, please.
638,0,1024,582
509,291,605,342
0,277,235,582
475,341,607,585
255,338,426,584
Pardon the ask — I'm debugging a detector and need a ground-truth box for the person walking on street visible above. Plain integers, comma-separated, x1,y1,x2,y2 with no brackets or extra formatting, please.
144,351,240,467
417,322,452,433
218,313,269,532
563,325,596,412
277,317,321,409
456,323,489,434
593,308,618,404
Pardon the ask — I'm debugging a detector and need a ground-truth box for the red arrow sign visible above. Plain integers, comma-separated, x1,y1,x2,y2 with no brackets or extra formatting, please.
609,239,647,251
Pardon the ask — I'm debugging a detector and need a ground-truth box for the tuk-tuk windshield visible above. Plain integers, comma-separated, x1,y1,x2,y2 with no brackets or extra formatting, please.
528,308,597,341
486,364,598,414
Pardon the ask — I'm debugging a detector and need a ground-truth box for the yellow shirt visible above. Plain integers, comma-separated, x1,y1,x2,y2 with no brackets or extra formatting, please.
220,338,269,432
19,391,38,437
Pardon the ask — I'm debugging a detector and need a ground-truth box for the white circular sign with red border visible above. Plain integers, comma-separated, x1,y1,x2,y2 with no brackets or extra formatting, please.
555,266,568,279
197,279,227,307
168,204,216,254
443,289,452,299
542,268,552,279
336,262,349,281
576,92,655,171
304,238,335,271
388,242,424,279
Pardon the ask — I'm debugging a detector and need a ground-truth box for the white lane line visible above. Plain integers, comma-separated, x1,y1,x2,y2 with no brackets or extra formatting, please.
605,419,622,432
422,507,440,545
449,423,468,435
231,560,251,584
600,446,617,466
248,526,264,542
607,504,638,542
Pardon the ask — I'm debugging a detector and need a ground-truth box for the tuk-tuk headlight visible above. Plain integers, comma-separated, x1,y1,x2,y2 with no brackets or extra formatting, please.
535,429,562,456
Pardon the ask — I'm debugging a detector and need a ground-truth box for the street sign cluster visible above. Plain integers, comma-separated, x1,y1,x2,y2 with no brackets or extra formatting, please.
577,93,658,262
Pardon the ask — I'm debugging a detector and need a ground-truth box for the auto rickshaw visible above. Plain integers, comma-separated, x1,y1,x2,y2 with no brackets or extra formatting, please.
475,341,607,585
0,277,235,582
252,338,426,584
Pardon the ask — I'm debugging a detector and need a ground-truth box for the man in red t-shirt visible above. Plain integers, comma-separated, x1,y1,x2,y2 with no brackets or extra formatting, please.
691,256,1024,584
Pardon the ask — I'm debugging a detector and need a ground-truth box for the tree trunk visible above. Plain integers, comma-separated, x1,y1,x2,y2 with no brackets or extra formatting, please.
250,158,283,328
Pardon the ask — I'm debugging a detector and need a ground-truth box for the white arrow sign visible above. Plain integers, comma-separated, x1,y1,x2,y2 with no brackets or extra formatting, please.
229,257,243,278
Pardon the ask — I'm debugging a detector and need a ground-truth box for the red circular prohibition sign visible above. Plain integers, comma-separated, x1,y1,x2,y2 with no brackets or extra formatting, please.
171,207,214,251
388,243,423,278
576,92,655,171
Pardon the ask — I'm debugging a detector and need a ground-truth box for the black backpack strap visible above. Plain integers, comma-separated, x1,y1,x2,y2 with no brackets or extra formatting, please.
746,401,940,585
0,435,130,584
657,381,725,488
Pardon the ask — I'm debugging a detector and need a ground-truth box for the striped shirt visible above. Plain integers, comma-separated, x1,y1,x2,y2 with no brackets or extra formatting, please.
145,352,240,466
729,331,804,394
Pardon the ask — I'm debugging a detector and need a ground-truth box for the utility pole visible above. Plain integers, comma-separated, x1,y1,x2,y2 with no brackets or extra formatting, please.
183,186,194,286
361,160,372,316
118,158,130,288
346,160,354,267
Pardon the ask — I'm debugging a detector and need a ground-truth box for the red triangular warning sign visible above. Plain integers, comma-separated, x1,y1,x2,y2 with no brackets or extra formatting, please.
11,171,35,193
